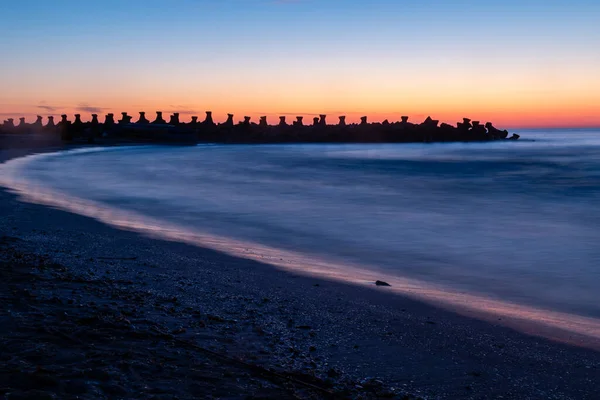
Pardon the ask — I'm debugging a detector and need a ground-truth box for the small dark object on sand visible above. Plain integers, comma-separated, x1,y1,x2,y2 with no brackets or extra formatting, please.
375,280,391,287
296,325,312,330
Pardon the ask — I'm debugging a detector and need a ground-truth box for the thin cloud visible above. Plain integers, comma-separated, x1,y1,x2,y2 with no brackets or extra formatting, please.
76,104,105,113
165,105,201,115
253,112,317,116
254,111,352,117
0,112,26,117
36,104,57,112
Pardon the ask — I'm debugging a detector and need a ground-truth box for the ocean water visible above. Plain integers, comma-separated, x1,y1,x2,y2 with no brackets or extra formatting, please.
2,130,600,341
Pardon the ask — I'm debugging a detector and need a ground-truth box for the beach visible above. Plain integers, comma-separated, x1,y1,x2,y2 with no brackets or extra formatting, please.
1,135,600,399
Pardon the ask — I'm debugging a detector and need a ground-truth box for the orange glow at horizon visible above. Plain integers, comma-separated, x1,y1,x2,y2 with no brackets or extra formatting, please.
3,50,600,129
3,72,599,129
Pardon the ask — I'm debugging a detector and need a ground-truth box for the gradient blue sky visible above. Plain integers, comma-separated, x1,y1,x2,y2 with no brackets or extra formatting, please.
1,0,599,127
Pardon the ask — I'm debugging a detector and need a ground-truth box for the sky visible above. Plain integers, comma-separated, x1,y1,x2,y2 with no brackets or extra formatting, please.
1,0,599,128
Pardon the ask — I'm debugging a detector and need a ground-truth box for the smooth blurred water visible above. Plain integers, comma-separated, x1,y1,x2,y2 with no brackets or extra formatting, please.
10,130,600,319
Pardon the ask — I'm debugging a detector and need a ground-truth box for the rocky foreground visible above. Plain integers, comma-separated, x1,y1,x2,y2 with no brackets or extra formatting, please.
0,233,416,400
1,188,599,400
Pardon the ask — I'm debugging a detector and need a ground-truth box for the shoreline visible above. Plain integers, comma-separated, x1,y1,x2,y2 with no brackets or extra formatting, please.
1,139,600,399
4,142,600,351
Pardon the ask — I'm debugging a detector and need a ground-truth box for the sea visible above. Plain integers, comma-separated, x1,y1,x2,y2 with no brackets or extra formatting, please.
2,129,599,342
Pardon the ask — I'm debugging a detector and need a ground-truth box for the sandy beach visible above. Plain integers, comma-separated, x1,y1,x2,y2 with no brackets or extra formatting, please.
1,136,599,400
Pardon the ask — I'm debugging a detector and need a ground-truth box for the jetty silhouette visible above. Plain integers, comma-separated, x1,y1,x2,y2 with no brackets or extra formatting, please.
1,111,520,144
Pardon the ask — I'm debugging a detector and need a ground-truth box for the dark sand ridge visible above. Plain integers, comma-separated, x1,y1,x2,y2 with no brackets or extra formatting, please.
1,138,600,399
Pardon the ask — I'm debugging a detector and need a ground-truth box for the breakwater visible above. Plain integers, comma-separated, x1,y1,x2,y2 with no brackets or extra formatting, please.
1,111,520,144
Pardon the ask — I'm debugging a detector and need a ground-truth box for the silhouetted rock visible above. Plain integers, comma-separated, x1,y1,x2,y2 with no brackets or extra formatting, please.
71,114,86,138
31,109,517,145
45,116,55,129
137,112,149,124
58,115,72,141
508,133,520,140
470,121,487,139
223,114,234,127
422,116,439,127
457,118,472,131
32,115,43,129
4,118,15,129
17,117,28,132
485,122,509,139
104,113,115,128
375,280,391,287
203,111,214,126
119,112,132,125
169,113,180,125
88,114,101,137
152,111,166,124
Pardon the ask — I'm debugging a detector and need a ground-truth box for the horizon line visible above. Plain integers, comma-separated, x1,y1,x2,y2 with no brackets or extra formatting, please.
3,112,600,131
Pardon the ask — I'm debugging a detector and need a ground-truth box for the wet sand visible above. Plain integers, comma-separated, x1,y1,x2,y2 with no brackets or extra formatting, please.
1,136,599,399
